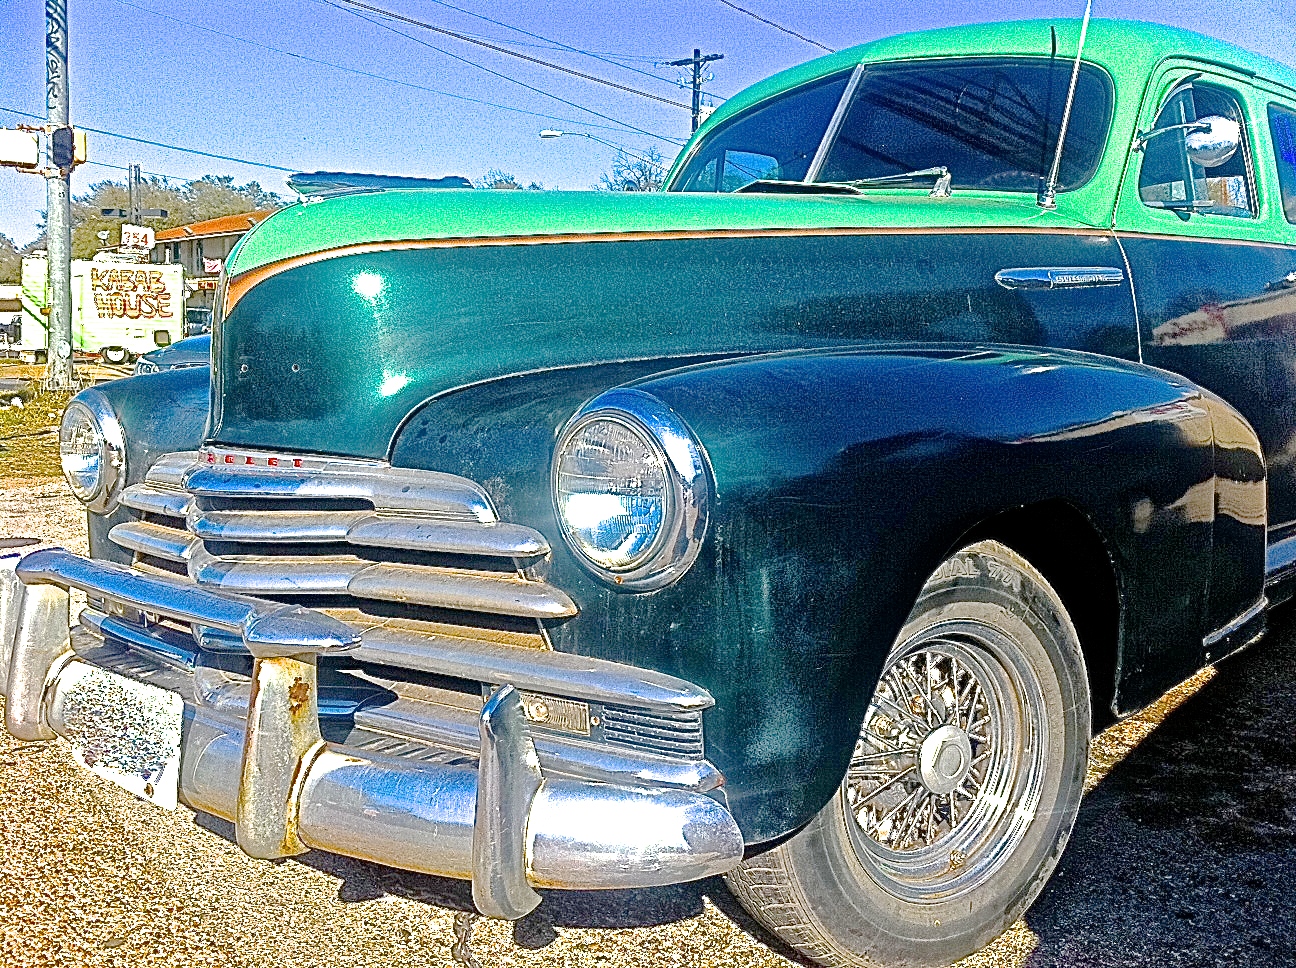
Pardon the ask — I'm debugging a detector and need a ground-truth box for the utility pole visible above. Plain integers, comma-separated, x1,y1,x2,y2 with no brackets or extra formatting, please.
45,0,74,388
667,49,724,132
129,163,141,223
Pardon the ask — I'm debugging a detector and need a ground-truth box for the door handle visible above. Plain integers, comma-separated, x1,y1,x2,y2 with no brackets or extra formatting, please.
994,267,1126,290
1266,271,1296,291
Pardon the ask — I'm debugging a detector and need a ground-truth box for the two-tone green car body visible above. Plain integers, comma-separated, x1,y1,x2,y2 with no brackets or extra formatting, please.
5,17,1296,967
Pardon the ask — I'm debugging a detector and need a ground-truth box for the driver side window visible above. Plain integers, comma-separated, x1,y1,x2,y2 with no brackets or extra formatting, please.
1138,83,1256,218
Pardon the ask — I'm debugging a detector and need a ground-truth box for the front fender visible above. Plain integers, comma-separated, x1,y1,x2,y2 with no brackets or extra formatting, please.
389,345,1262,843
80,366,211,564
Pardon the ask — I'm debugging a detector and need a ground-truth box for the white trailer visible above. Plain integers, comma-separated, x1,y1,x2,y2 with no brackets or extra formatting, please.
16,255,186,363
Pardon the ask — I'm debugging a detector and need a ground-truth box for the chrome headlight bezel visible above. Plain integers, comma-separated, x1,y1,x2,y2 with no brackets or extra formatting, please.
59,389,126,514
552,388,711,592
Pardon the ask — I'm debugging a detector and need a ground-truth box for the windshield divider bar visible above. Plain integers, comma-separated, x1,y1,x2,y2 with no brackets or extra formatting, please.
804,65,865,185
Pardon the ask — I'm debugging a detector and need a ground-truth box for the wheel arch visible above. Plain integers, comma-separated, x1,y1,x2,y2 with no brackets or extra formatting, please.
957,500,1123,730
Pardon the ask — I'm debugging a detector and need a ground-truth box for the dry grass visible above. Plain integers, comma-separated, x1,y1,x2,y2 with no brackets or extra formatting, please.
0,361,75,485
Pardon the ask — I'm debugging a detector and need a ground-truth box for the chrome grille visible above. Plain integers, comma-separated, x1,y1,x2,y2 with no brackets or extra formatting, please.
105,447,707,764
112,448,575,621
601,704,705,760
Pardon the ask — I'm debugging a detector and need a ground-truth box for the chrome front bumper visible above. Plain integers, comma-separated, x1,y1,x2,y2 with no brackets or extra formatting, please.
0,548,744,919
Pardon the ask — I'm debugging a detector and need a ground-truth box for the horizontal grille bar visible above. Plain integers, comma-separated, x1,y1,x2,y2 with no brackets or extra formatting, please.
108,520,194,563
189,508,549,557
110,450,572,622
120,482,191,518
145,451,198,488
187,546,577,619
184,459,494,522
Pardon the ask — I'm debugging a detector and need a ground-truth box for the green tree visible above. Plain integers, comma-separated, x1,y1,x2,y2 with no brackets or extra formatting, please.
59,175,287,259
0,234,20,283
183,175,283,221
598,148,666,192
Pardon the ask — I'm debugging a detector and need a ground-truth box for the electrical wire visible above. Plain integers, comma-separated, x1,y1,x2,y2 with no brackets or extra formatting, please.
410,0,716,96
0,106,298,172
82,160,191,181
331,0,693,110
313,0,686,145
108,0,653,139
715,0,833,53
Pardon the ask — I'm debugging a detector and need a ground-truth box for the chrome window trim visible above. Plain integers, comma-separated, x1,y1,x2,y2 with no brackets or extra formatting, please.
664,66,859,192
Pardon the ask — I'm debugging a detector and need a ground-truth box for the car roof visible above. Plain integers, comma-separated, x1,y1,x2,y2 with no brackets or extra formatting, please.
689,19,1296,148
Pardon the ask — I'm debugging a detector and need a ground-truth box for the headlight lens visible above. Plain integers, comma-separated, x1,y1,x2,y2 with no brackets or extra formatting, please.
553,389,710,590
60,402,106,502
555,416,669,570
58,392,126,512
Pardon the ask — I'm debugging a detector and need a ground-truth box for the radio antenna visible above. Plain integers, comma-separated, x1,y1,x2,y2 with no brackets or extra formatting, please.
1039,0,1093,210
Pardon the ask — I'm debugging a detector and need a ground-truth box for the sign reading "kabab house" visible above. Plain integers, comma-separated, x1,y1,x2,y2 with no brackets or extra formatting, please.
90,267,176,320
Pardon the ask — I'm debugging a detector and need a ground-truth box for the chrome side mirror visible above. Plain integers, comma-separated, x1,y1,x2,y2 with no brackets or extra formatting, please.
1134,115,1241,168
1185,116,1241,168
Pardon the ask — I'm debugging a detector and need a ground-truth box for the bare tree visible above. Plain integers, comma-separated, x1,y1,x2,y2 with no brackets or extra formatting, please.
478,169,523,190
598,148,666,192
0,234,20,284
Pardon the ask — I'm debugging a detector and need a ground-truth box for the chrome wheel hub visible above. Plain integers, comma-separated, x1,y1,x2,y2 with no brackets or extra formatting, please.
842,621,1049,903
918,724,973,795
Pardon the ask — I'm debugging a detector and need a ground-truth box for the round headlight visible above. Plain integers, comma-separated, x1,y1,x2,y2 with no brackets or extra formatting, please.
553,389,709,590
59,391,126,513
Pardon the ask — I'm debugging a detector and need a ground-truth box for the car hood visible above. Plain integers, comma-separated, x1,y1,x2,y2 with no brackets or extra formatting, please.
212,188,1106,460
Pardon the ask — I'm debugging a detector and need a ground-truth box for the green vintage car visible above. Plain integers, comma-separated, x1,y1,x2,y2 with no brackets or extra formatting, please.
5,17,1296,967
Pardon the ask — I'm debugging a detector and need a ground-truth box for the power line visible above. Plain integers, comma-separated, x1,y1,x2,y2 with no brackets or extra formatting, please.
314,0,685,145
108,0,653,140
332,0,693,110
83,160,190,182
0,105,298,172
716,0,834,53
411,0,714,96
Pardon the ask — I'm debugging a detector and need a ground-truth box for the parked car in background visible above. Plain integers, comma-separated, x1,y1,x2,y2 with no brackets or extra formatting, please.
184,307,213,337
4,18,1296,968
132,334,210,375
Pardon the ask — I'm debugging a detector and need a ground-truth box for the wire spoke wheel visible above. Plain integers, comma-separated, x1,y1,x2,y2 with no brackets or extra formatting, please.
725,541,1090,968
843,622,1049,902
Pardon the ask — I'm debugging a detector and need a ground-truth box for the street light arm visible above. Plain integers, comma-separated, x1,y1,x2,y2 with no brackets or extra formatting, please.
537,130,662,169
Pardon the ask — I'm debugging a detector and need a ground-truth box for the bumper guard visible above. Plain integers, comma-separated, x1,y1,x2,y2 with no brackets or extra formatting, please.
0,548,744,919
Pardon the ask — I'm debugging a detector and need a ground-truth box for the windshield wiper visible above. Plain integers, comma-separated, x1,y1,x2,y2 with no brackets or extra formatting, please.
833,167,953,197
735,166,953,198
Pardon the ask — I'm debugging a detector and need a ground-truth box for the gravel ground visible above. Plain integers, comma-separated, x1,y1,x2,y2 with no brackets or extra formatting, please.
2,481,1295,968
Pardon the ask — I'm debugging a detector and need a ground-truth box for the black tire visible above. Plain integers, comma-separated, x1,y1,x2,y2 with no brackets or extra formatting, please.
726,539,1090,968
101,346,129,365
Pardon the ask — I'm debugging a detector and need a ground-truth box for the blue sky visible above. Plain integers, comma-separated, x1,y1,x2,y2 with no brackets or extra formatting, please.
1,0,1293,246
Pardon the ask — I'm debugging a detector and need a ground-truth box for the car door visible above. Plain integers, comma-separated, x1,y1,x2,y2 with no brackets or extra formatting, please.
1116,66,1296,586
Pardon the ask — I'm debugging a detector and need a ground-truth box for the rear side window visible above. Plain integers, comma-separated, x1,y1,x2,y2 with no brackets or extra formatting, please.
1269,103,1296,223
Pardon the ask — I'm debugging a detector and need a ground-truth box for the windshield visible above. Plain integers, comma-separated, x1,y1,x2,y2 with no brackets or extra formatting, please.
670,72,852,192
670,57,1113,194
